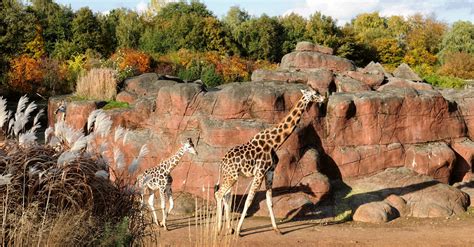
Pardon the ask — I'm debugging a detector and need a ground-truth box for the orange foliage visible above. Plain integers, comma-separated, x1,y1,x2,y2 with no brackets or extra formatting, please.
111,48,151,73
8,55,44,92
439,52,474,79
157,50,277,83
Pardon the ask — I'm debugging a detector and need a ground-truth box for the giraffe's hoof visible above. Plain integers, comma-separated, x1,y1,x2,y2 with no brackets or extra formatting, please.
274,229,282,235
164,226,169,231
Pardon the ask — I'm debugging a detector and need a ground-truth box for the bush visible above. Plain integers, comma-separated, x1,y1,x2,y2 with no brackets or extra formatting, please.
424,73,466,88
438,52,474,79
177,60,202,81
75,68,118,100
201,64,223,87
109,49,151,80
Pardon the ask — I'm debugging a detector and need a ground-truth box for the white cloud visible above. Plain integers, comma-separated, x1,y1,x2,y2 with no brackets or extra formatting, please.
136,0,148,14
284,0,472,25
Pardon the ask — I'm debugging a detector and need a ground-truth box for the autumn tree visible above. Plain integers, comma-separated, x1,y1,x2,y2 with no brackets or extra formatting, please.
403,14,446,65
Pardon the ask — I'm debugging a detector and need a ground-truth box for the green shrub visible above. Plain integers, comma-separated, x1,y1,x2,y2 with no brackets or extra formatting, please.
201,64,223,87
98,217,133,246
424,74,466,89
177,60,202,81
103,100,130,110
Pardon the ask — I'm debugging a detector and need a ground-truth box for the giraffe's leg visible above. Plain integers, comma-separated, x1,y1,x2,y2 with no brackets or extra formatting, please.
223,191,232,234
159,190,168,230
265,169,281,235
214,178,235,234
235,174,264,237
167,187,174,215
147,191,159,225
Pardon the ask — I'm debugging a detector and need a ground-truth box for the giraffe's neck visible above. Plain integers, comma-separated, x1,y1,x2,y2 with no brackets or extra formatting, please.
250,96,308,150
163,146,186,173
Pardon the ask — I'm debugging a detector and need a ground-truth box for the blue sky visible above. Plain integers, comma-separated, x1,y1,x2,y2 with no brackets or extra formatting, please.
55,0,473,25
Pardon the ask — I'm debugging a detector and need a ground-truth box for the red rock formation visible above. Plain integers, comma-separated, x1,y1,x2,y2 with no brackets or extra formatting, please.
47,41,474,218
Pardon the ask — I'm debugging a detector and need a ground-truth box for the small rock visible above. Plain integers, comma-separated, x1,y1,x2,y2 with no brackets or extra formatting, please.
353,201,398,223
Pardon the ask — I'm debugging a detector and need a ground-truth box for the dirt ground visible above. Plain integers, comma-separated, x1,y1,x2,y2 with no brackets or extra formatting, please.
146,208,474,247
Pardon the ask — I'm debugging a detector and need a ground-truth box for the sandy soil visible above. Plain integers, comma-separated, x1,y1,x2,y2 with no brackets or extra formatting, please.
145,208,474,247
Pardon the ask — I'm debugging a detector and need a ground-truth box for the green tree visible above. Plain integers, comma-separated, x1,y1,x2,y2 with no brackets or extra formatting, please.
338,25,376,66
234,15,284,61
115,9,144,49
351,12,388,44
30,0,73,55
304,11,342,49
71,7,101,54
438,20,474,59
139,1,216,53
223,6,250,34
97,9,120,57
279,13,307,54
0,0,37,82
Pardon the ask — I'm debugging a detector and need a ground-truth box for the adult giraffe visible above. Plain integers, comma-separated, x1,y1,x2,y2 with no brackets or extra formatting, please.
214,88,326,236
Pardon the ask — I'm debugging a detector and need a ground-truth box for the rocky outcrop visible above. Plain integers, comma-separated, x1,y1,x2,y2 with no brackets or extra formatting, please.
48,41,474,219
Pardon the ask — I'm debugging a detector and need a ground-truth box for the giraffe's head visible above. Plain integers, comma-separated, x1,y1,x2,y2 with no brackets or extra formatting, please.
183,138,198,155
300,89,326,105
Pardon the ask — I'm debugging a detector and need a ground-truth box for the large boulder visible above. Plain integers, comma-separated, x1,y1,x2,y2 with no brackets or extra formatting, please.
377,77,433,91
343,70,385,89
393,63,422,82
251,68,335,93
441,88,474,140
335,75,371,93
352,201,398,223
346,168,470,219
295,41,334,55
404,142,456,183
281,51,356,72
363,62,392,78
450,138,474,182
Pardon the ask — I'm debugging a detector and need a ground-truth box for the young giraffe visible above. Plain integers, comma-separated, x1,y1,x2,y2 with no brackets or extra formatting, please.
214,88,326,236
137,138,197,230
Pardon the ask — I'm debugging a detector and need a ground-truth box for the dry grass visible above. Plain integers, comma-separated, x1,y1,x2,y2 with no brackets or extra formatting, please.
75,68,118,100
0,142,149,246
0,96,153,246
